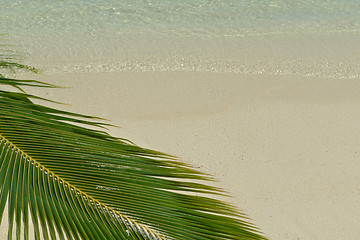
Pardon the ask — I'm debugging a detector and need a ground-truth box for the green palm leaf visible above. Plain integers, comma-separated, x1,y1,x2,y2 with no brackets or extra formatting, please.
0,46,267,239
0,36,38,75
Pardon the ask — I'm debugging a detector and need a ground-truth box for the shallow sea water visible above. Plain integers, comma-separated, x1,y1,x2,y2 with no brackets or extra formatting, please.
1,0,360,78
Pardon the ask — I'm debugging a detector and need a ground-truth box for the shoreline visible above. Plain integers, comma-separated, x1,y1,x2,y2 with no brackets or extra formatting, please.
6,30,359,79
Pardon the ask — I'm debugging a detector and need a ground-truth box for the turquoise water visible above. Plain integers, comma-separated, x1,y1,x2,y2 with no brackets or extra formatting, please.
3,0,360,36
1,0,360,77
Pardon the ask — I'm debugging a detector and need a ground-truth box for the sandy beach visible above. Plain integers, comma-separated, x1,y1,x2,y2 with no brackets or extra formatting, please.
2,1,360,239
7,71,357,239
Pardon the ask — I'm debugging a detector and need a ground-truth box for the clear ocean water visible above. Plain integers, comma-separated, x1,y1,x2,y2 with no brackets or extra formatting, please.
2,0,360,77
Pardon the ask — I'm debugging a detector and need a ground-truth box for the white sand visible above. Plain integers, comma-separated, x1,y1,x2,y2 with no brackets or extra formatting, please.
3,71,360,239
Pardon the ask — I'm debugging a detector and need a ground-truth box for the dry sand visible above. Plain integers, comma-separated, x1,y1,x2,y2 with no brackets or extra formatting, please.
3,71,360,239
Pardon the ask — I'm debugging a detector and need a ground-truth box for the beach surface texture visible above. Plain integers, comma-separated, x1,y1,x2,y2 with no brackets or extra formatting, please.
2,71,357,240
1,0,360,239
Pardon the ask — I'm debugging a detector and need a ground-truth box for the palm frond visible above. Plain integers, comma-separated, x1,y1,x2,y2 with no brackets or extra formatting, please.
0,35,39,75
0,51,267,239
